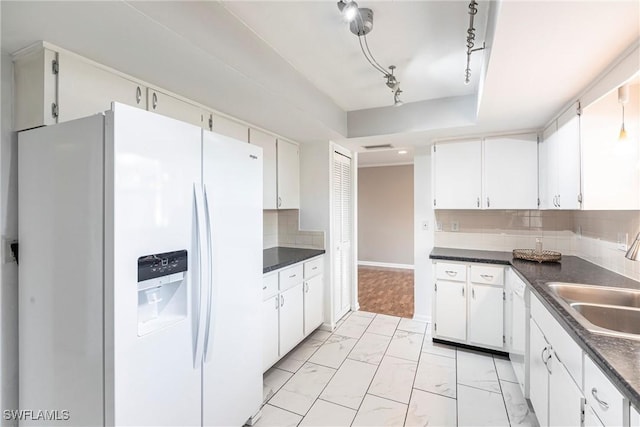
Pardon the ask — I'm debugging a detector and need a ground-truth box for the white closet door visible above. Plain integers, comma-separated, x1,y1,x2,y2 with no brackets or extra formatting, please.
332,150,352,320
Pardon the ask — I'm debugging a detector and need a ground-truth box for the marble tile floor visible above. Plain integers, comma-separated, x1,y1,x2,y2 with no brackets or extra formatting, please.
257,311,539,427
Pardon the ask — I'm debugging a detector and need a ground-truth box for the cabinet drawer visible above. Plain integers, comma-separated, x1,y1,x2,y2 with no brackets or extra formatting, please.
279,264,304,291
435,262,466,282
263,273,278,300
531,294,582,384
304,256,323,278
470,265,504,286
584,355,624,427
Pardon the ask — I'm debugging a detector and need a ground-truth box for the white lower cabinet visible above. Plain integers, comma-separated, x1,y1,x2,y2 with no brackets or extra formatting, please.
584,354,625,427
304,274,324,335
434,280,467,341
262,255,324,372
262,296,280,370
469,284,504,348
584,405,605,427
433,261,505,351
548,352,583,426
529,320,550,427
279,283,304,356
631,405,640,427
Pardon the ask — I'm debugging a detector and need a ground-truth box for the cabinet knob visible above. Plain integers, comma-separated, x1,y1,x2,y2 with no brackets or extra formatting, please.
280,295,285,308
461,286,465,297
486,197,490,208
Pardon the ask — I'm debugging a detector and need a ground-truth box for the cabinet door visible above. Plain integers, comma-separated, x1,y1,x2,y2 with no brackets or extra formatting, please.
468,284,504,348
433,141,482,209
630,405,640,427
147,89,205,128
556,114,581,209
279,283,304,356
303,275,324,335
58,52,146,123
434,280,466,341
483,135,538,209
249,128,278,209
583,404,604,427
546,129,561,209
548,353,582,427
262,296,280,372
529,320,549,427
277,139,300,209
213,114,249,142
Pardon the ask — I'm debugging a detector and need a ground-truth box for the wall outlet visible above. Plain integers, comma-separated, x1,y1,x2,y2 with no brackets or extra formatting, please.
617,233,628,252
451,221,459,232
421,220,429,231
435,221,443,232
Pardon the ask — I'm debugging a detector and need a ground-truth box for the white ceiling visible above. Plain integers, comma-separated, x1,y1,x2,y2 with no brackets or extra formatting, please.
222,1,488,111
1,0,639,165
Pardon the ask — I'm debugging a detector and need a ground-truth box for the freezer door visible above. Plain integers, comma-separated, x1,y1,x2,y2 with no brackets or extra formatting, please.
106,103,203,426
202,131,263,426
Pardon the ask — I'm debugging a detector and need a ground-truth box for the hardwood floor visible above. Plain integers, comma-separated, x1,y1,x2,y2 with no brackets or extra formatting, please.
357,266,414,318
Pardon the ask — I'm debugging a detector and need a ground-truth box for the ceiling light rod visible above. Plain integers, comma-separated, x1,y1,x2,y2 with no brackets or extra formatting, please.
464,0,485,85
337,0,404,106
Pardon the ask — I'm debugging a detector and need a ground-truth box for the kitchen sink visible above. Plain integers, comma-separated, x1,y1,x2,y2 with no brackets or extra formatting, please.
571,303,640,336
548,282,640,309
546,282,640,340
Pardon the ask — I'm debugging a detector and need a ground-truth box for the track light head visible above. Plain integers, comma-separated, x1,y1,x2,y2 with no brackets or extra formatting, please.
337,0,359,22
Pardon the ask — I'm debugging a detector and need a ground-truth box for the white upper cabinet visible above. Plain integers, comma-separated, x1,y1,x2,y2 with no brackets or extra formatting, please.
213,114,249,143
483,135,538,209
14,47,59,130
433,140,482,209
147,89,205,128
581,82,640,210
249,128,278,209
540,104,582,210
57,52,148,124
433,136,537,210
277,139,300,209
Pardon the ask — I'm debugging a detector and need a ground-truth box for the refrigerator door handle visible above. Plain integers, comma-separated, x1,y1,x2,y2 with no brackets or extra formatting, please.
203,185,217,363
193,184,209,368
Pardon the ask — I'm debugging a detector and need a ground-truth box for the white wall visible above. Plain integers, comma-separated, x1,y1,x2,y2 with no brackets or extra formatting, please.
1,50,19,425
413,147,434,323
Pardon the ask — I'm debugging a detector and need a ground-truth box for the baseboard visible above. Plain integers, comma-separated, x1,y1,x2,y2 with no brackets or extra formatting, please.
413,314,431,323
358,261,414,270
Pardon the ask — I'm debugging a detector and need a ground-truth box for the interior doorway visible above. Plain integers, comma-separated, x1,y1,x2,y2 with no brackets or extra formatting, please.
356,152,415,318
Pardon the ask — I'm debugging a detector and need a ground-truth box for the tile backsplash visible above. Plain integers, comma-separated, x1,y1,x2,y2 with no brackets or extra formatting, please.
434,209,640,281
263,209,324,250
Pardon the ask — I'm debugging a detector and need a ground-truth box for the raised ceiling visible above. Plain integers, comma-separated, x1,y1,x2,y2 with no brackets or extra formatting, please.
1,0,639,156
222,1,488,111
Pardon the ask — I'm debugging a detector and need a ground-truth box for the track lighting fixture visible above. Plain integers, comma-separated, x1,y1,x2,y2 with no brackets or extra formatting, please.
336,0,404,106
464,0,485,85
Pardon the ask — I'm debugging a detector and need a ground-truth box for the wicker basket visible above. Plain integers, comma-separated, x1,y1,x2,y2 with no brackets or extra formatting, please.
512,249,562,263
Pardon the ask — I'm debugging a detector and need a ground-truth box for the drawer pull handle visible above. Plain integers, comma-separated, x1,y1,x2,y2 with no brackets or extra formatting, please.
262,285,267,290
280,295,285,308
445,270,458,277
480,274,494,280
591,388,609,410
462,286,465,297
289,274,297,278
312,266,318,270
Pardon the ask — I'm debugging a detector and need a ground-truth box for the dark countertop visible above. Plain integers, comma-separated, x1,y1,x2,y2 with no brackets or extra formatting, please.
430,247,640,408
263,246,325,273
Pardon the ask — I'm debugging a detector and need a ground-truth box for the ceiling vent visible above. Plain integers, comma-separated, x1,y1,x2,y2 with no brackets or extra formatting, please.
363,144,393,150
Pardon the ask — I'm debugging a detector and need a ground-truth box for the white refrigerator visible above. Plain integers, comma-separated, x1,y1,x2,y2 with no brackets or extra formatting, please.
18,103,263,426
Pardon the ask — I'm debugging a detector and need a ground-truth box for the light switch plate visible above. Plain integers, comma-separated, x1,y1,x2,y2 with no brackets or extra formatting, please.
435,221,443,232
451,221,459,232
421,220,429,231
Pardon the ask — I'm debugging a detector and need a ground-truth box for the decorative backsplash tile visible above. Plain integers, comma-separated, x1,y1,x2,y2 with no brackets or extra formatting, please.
263,209,325,250
434,209,640,281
